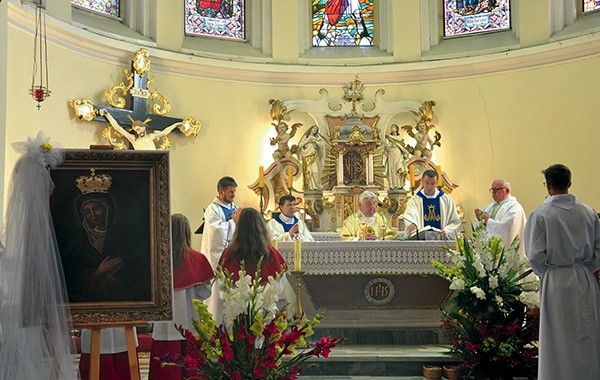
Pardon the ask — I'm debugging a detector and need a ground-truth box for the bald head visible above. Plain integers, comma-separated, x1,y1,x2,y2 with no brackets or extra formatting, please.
490,179,511,202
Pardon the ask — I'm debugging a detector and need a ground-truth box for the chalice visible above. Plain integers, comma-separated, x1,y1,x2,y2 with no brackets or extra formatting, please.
379,225,387,240
359,222,367,241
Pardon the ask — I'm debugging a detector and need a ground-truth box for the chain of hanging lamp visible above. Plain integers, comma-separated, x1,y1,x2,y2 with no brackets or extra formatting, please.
29,1,51,109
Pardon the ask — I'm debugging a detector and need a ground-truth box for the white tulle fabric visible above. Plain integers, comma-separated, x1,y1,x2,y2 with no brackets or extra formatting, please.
0,132,77,379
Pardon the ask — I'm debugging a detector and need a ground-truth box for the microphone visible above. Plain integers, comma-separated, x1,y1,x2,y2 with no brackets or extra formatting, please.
399,215,419,241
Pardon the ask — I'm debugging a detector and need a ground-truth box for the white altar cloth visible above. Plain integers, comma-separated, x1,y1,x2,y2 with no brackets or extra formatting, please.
277,240,454,276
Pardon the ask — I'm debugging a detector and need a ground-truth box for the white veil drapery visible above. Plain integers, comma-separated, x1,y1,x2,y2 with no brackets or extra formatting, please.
0,132,77,379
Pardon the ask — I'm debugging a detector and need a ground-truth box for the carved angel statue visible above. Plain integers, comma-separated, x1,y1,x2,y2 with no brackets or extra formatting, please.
383,124,411,189
401,120,441,163
270,120,301,161
100,108,183,150
295,125,326,190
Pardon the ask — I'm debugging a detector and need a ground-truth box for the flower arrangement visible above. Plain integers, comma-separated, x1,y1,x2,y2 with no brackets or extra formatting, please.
432,227,539,380
159,264,343,379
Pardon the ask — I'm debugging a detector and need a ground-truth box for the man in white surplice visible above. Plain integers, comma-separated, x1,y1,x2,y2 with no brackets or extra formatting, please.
402,169,461,238
524,164,600,380
200,176,242,323
474,179,527,258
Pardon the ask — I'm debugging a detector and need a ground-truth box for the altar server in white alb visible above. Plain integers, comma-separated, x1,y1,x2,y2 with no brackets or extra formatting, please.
200,176,242,323
474,179,527,258
267,195,314,242
524,163,600,380
402,169,461,238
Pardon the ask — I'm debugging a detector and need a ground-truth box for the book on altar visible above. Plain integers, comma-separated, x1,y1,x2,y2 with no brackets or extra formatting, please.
402,225,442,240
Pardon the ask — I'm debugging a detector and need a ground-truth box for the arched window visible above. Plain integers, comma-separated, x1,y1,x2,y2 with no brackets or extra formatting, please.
71,0,120,18
311,0,374,47
185,0,246,40
443,0,511,37
583,0,600,13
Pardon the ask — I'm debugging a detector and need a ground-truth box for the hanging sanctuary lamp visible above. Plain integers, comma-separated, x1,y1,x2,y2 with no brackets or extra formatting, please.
29,2,51,109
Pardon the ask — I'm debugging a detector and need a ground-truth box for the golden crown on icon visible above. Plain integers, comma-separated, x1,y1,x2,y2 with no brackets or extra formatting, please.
75,168,113,194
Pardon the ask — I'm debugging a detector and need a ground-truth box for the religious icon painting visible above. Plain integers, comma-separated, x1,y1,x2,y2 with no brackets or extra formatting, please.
185,0,245,40
71,0,120,18
444,0,511,38
50,150,172,324
312,0,374,47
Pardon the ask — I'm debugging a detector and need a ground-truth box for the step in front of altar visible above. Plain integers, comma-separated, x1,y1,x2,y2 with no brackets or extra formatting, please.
311,327,447,346
297,344,461,377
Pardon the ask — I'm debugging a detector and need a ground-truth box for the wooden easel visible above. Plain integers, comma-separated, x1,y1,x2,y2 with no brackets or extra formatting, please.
75,321,146,380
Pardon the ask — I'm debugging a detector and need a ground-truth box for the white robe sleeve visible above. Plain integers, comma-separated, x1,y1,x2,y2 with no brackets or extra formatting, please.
267,219,292,241
441,194,462,237
524,210,548,277
486,198,527,251
201,202,235,268
402,196,424,229
298,219,315,241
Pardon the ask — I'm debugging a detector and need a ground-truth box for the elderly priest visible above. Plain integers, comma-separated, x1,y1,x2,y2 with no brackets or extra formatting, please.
340,191,397,240
403,169,461,238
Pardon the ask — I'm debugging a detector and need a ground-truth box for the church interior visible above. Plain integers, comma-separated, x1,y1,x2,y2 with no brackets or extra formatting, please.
1,0,600,378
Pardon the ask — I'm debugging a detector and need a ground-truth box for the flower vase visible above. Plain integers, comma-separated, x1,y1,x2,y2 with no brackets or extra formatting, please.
443,365,461,380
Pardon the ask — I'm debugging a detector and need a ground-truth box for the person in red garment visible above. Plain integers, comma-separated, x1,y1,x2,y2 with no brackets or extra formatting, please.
148,214,215,380
219,208,288,284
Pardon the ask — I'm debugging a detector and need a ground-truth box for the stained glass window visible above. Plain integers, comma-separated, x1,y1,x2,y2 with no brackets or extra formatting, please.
444,0,510,38
71,0,120,18
185,0,245,40
583,0,600,12
312,0,374,47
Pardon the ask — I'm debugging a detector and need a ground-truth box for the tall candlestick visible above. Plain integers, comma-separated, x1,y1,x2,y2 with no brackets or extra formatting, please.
287,166,294,189
293,238,302,271
409,165,415,188
436,165,442,187
258,166,264,188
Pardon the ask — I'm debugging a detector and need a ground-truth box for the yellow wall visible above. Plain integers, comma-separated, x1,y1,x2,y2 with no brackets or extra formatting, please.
5,4,600,247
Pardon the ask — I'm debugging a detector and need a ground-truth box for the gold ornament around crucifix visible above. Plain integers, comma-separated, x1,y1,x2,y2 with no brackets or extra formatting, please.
70,48,201,149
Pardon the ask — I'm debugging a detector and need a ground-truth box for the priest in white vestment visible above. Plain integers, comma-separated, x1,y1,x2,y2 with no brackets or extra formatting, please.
402,169,461,238
524,164,600,380
340,191,397,240
474,179,527,258
267,195,314,242
200,176,242,323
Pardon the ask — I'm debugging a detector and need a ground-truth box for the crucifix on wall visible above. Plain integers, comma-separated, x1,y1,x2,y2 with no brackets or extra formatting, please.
71,48,201,150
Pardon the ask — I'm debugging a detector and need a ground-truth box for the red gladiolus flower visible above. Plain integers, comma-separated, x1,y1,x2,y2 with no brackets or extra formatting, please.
231,371,242,380
267,345,277,358
314,337,338,358
183,355,199,371
264,321,279,335
253,365,265,378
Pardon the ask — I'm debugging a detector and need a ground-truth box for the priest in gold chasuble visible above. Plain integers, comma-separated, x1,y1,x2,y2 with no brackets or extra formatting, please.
340,191,397,241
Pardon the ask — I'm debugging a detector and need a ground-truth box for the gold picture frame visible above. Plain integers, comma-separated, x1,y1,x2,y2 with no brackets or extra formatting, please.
50,149,171,324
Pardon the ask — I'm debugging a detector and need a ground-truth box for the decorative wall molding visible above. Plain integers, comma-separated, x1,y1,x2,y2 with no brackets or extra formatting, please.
8,3,600,86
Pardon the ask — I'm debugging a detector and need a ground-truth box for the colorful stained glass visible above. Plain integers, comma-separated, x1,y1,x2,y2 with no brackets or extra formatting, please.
444,0,510,37
71,0,120,18
583,0,600,12
185,0,245,40
312,0,374,47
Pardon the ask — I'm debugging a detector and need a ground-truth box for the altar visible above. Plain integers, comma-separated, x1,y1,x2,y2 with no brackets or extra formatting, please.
278,239,454,337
